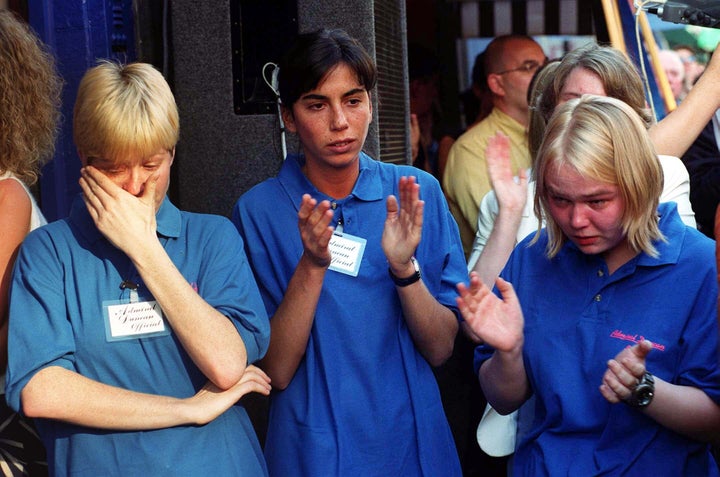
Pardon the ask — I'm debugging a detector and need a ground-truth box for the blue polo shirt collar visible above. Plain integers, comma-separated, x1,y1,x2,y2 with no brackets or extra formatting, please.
279,153,383,205
69,194,182,244
637,201,684,267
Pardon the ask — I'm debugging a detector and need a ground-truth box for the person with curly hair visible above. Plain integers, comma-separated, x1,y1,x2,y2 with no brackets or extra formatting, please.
0,10,62,476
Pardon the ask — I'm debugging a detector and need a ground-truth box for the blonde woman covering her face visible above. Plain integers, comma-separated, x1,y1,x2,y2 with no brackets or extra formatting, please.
5,61,272,476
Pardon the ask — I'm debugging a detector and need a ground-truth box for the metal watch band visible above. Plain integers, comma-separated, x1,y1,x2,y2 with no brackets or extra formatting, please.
624,371,655,408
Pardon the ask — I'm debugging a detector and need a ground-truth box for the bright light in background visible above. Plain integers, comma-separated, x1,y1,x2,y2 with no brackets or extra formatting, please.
648,11,720,52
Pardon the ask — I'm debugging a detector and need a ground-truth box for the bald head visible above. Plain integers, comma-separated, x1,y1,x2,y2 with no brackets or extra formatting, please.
482,35,546,125
483,35,542,77
658,49,685,100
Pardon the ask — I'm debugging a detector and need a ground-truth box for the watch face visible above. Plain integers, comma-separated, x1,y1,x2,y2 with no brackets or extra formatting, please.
626,373,655,408
635,385,654,406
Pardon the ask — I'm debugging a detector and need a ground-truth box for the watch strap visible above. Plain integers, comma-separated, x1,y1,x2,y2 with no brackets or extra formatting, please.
389,257,421,287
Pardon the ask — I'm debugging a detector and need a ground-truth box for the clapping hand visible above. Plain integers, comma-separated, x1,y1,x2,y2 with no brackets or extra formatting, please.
486,131,528,215
297,194,334,268
456,273,524,353
382,176,423,275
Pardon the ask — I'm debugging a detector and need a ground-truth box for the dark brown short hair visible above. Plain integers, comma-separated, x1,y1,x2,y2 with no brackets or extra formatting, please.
278,29,377,108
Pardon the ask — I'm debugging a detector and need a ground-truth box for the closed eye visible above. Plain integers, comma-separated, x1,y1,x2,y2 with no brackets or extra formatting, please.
588,199,608,208
99,166,126,176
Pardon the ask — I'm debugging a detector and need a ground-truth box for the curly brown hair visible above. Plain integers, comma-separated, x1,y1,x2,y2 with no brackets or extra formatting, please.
0,9,62,185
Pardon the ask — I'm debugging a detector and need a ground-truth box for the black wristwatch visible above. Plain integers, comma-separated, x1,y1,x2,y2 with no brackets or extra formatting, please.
389,257,421,287
624,372,655,408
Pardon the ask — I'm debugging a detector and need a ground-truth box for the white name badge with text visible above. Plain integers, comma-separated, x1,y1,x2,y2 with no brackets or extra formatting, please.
103,300,170,341
328,232,366,277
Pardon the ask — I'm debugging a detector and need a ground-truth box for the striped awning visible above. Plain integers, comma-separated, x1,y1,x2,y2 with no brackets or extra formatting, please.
456,0,597,37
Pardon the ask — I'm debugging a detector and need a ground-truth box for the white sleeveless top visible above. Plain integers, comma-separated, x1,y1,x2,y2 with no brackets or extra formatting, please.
0,170,47,231
0,171,47,392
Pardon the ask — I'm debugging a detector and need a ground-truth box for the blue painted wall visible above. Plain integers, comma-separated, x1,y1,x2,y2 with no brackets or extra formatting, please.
28,0,136,221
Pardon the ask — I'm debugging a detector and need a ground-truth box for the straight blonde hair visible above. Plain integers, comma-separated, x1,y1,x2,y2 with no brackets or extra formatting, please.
73,61,179,162
533,95,664,258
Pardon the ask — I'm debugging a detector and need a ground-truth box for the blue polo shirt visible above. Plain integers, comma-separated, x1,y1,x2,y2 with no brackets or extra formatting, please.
233,153,467,477
476,202,720,476
6,195,270,477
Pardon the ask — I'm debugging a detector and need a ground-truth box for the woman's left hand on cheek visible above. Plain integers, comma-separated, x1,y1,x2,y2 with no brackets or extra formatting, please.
79,166,159,254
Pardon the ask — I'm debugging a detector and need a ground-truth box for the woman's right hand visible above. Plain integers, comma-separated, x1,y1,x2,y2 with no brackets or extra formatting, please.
456,273,524,353
486,132,527,216
187,365,271,425
297,194,334,268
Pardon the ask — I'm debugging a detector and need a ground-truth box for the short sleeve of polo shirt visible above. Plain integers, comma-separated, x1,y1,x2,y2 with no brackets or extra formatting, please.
411,167,469,317
669,231,720,403
192,217,271,364
6,226,77,412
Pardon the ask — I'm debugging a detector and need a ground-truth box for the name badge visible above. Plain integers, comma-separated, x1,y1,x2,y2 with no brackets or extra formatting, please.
328,232,366,277
103,300,170,341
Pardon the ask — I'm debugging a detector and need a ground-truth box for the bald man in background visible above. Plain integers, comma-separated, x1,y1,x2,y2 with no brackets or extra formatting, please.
443,35,545,258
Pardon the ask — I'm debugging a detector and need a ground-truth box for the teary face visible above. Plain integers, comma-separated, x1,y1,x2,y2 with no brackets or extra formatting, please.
85,148,174,210
545,162,633,272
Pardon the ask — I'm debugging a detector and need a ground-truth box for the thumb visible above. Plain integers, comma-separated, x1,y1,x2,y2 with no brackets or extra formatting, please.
518,167,528,184
141,172,160,204
632,339,653,359
495,277,518,305
386,194,399,218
